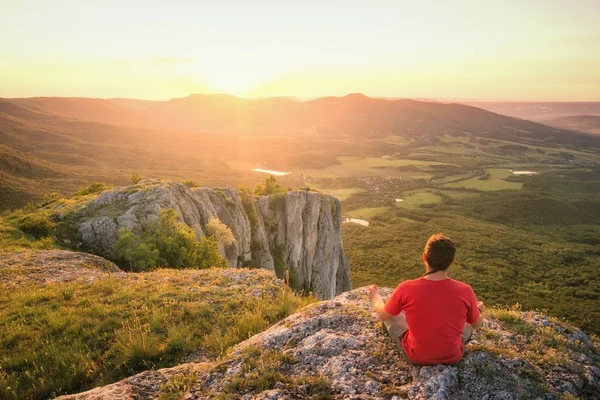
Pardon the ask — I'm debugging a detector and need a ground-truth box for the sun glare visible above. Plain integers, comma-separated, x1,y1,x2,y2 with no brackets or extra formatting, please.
202,68,271,97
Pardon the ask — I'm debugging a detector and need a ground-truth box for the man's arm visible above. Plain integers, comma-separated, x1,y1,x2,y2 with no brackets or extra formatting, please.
470,301,485,329
368,285,393,321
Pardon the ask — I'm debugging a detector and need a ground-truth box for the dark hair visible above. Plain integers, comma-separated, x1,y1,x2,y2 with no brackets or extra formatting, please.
424,234,456,271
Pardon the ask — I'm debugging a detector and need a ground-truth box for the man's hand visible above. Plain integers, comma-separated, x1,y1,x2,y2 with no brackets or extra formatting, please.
368,284,379,298
477,301,485,313
369,284,392,321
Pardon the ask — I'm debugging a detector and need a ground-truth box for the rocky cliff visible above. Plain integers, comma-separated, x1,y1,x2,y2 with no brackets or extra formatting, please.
57,287,600,400
69,181,351,300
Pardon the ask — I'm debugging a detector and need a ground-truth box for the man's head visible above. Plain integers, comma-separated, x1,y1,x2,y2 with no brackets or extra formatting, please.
423,234,456,272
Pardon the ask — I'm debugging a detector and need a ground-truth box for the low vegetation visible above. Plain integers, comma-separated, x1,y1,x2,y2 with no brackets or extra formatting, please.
344,169,600,335
0,268,315,399
115,209,230,271
215,346,333,400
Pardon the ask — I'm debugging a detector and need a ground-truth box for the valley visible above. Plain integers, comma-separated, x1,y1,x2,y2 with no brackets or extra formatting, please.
2,94,600,398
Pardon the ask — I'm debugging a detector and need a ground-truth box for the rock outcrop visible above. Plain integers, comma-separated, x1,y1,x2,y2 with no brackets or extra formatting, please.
0,250,125,287
68,181,351,299
57,287,600,400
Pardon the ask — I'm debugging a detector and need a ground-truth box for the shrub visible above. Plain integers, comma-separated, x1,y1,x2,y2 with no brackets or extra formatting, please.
181,180,199,188
75,182,110,196
38,192,59,207
239,185,259,229
268,192,286,210
130,172,142,185
114,209,228,271
18,213,55,238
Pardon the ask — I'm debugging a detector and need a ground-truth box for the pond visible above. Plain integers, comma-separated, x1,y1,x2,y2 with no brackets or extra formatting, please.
511,170,537,175
252,168,291,176
342,218,369,226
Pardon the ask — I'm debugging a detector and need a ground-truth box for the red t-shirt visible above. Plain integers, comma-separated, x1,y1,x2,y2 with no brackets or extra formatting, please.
384,277,480,365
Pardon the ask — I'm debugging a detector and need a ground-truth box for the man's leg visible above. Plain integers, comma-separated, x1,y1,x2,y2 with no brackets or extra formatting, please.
462,323,473,344
383,311,408,348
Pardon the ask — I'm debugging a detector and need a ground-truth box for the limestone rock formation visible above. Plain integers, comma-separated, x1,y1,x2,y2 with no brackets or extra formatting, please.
57,287,600,400
69,181,351,299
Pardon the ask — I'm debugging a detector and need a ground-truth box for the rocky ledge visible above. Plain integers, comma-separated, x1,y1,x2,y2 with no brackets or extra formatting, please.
57,287,600,400
0,250,124,287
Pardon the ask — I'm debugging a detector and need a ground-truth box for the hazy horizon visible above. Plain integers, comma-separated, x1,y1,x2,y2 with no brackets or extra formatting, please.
1,0,599,101
4,92,600,104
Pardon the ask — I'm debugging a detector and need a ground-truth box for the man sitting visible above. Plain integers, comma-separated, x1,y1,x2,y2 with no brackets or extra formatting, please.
368,234,484,365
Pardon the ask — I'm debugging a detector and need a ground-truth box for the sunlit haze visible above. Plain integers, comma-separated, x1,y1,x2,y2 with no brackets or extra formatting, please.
1,0,599,101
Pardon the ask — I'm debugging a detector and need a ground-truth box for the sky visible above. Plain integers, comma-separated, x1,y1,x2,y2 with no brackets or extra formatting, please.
0,0,599,101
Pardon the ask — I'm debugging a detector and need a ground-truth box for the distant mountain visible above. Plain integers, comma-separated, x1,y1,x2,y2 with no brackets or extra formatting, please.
3,93,600,210
544,115,600,134
4,97,134,125
464,101,600,121
5,94,597,145
108,98,155,111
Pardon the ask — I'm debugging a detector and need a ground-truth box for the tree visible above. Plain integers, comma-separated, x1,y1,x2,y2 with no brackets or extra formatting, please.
115,228,159,271
114,208,228,271
146,209,199,268
206,217,236,247
254,175,286,196
264,175,285,195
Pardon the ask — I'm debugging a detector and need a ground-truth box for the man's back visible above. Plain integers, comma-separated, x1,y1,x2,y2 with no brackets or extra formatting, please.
385,277,480,365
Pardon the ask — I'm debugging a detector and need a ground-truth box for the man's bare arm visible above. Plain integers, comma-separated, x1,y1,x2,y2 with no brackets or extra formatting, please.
470,301,485,329
368,285,393,321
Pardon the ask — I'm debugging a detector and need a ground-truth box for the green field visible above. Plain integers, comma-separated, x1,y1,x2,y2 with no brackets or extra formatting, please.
345,207,389,219
320,187,366,201
397,190,443,209
439,190,481,200
445,169,523,191
336,155,452,169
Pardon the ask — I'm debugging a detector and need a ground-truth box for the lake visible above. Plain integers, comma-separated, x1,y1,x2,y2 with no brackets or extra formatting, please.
511,170,537,175
342,218,369,226
252,169,291,176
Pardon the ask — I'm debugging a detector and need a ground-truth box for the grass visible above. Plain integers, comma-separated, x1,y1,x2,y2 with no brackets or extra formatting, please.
345,207,389,219
319,187,366,201
444,168,523,191
0,268,316,400
397,190,443,209
0,215,57,253
336,156,452,170
217,345,333,399
438,190,480,200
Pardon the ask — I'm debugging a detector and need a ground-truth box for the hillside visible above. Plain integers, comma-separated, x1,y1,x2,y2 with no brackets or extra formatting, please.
545,115,600,134
3,94,600,211
465,102,600,122
4,95,597,146
0,250,315,400
56,287,600,399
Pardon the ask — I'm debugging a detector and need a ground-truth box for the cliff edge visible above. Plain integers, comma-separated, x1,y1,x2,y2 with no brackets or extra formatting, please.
63,181,350,300
57,287,600,400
